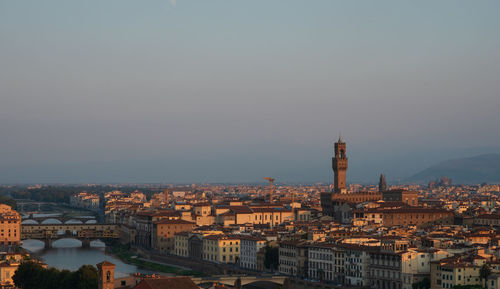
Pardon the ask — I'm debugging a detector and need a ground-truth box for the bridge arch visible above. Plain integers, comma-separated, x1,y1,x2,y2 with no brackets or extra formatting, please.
64,219,84,224
243,281,282,288
21,219,39,225
40,218,63,225
193,276,287,287
21,239,45,248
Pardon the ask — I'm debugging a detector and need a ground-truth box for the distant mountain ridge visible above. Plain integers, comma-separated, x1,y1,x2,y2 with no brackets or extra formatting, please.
408,153,500,184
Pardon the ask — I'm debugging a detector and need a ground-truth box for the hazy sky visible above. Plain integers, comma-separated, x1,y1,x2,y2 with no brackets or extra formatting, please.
1,0,499,184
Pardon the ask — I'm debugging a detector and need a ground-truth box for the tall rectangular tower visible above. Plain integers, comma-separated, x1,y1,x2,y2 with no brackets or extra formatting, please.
97,261,116,289
332,137,348,193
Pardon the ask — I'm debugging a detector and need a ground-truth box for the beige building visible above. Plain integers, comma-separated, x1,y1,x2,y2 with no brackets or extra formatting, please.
0,205,21,246
152,219,194,253
202,235,240,264
216,205,293,227
0,262,18,287
430,254,485,289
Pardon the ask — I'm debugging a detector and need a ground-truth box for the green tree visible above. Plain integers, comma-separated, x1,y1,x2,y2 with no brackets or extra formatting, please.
13,262,98,289
58,270,77,289
35,267,65,289
12,261,43,289
74,265,98,289
264,245,279,271
412,277,430,289
0,195,16,209
480,264,491,288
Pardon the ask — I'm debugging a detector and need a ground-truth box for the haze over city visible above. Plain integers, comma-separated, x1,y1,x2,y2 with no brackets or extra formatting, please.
3,2,500,289
1,0,500,183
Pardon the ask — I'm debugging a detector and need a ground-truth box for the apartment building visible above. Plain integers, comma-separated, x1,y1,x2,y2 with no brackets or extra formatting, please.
152,219,194,253
174,232,189,257
308,243,336,282
368,239,409,289
203,235,241,264
430,254,486,289
343,244,372,287
0,205,21,246
239,236,266,270
279,240,308,278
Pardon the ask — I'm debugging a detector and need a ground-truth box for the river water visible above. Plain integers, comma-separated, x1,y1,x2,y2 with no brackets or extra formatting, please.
21,239,147,278
20,214,153,278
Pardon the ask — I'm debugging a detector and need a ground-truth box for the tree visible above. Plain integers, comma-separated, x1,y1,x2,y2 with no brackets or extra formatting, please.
13,262,98,289
0,196,16,209
264,245,279,271
74,265,98,289
58,270,78,289
412,277,430,289
480,264,491,288
12,261,43,289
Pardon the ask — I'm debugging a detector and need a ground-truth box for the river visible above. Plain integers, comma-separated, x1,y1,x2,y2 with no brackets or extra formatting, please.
21,239,150,278
21,213,153,278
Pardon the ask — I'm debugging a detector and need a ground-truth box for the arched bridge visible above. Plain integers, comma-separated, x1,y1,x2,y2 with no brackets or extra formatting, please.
16,200,58,212
190,275,288,286
22,214,97,224
21,224,119,249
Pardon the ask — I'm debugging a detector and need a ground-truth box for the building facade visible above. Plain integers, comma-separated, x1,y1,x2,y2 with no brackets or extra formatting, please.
0,205,21,246
239,236,266,270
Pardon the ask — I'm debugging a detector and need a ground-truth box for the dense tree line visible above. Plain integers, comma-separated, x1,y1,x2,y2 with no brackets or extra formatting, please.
7,185,161,204
11,186,89,203
13,261,98,289
0,195,16,209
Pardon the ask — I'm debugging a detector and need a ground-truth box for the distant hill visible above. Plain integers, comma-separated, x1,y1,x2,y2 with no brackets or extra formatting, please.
408,153,500,184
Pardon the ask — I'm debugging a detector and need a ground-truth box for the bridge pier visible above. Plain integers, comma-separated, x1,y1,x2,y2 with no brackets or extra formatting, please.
81,239,91,248
44,239,52,249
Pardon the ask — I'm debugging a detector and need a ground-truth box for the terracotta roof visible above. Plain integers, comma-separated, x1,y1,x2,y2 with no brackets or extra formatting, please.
154,219,194,225
204,234,241,241
96,260,116,268
476,214,500,220
229,206,253,214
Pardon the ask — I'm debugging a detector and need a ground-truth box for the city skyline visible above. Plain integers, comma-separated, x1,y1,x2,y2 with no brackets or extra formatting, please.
1,0,500,183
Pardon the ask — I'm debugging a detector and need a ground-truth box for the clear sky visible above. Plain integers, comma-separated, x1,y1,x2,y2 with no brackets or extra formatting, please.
1,0,499,184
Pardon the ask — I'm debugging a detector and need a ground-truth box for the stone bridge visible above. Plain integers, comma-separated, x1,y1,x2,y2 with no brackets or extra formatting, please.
22,214,97,224
190,275,288,286
16,200,59,212
21,224,119,249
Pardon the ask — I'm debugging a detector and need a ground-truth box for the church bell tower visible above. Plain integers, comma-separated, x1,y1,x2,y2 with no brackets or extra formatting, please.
97,261,116,289
332,136,348,193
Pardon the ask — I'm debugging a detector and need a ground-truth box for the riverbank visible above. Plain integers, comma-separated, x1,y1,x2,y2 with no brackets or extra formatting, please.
107,243,204,277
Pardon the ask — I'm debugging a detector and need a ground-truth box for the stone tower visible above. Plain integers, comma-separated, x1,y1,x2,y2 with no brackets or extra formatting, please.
332,136,348,193
97,260,116,289
379,174,387,191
